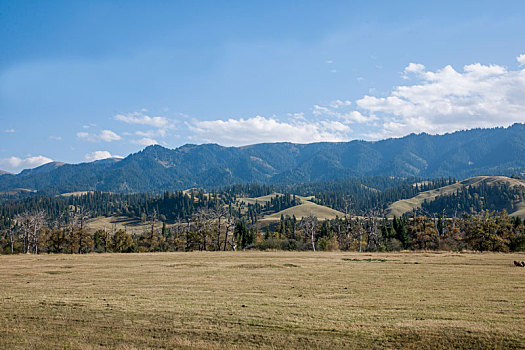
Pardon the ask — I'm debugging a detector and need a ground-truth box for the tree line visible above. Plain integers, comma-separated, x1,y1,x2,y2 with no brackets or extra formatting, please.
0,176,453,230
1,207,524,254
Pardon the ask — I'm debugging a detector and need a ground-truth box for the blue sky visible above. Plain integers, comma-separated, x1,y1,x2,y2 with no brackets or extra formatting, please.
1,0,525,173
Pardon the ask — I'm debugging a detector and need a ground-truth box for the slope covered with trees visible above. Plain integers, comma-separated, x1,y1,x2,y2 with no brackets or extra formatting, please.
1,124,525,193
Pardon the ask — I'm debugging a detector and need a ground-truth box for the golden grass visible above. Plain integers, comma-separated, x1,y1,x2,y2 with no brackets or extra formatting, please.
237,194,341,221
84,216,169,234
260,200,344,222
60,191,96,197
237,192,283,206
386,176,525,218
1,251,524,349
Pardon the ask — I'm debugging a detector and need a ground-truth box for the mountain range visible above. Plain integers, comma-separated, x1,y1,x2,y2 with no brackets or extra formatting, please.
1,124,525,194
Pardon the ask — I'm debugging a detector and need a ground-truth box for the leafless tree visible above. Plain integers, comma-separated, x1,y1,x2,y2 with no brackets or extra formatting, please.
300,215,318,251
6,225,17,254
210,206,228,251
224,213,235,251
76,205,92,231
16,210,46,254
192,208,212,250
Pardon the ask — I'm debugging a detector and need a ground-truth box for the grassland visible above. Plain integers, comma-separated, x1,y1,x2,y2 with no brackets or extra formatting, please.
237,192,283,206
1,252,524,349
84,215,163,234
238,194,343,222
260,200,344,222
387,176,525,218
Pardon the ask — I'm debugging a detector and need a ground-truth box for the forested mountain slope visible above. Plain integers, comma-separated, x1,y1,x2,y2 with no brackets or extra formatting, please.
1,124,525,193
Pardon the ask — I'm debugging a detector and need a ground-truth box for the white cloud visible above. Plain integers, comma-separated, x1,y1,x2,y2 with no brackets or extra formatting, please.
135,129,167,138
403,63,426,79
4,128,15,133
0,155,53,172
313,101,376,125
84,151,123,162
77,129,121,142
49,136,62,141
133,137,159,146
189,115,351,146
99,130,121,142
115,112,172,128
329,100,352,108
354,56,525,138
517,54,525,66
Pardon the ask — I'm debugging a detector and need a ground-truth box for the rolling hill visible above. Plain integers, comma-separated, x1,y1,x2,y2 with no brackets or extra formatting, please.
386,176,525,218
237,193,343,221
259,200,345,222
1,124,525,193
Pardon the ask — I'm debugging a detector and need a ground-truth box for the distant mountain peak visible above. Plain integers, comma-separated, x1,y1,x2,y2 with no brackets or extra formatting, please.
1,124,525,193
19,161,67,176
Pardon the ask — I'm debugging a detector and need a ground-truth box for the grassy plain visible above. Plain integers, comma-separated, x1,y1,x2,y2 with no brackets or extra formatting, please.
0,251,524,349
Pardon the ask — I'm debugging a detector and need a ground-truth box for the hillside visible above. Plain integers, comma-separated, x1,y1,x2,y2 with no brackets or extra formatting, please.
386,176,525,218
1,124,525,193
237,193,343,221
259,199,345,222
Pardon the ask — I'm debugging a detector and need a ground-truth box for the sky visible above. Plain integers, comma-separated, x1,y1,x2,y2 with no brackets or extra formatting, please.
1,0,525,173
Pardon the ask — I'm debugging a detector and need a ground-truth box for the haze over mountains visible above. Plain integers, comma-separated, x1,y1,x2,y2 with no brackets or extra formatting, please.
1,124,525,194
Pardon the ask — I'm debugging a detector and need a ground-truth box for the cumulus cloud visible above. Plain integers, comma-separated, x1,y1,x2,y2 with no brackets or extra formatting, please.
313,100,376,124
115,111,175,144
329,100,352,108
0,155,53,172
4,128,15,133
189,115,350,146
84,151,123,162
115,112,172,129
517,54,525,66
77,129,121,142
133,137,159,146
135,129,167,138
354,55,525,138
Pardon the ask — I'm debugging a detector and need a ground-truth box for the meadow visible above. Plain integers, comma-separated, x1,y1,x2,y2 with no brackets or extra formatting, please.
0,251,524,349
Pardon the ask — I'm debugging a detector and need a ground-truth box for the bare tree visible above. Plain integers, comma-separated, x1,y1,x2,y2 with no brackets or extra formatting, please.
211,206,228,251
77,206,92,231
300,215,319,251
16,210,46,254
5,222,18,254
191,208,212,251
224,213,235,251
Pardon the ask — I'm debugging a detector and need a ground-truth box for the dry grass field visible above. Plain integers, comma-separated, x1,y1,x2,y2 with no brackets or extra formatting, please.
238,193,344,222
84,216,159,234
260,200,344,222
1,251,524,349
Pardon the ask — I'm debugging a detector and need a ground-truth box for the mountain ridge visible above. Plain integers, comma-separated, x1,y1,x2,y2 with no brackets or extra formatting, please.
1,124,525,193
